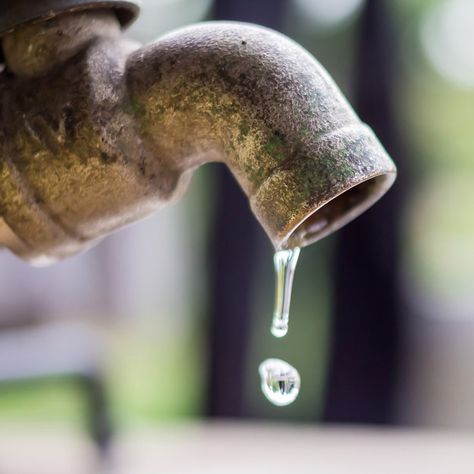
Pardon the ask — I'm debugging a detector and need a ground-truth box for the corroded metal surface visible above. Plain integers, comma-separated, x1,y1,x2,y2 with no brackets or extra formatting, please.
0,12,396,264
2,10,122,77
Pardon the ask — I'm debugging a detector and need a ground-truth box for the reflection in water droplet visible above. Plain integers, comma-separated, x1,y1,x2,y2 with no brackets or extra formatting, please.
259,358,301,406
271,247,300,338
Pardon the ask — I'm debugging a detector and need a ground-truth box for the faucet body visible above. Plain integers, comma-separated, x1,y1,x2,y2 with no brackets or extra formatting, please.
0,5,396,264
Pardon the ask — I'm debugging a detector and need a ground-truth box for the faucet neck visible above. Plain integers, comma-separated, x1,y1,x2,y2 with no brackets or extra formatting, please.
126,23,396,249
1,10,121,78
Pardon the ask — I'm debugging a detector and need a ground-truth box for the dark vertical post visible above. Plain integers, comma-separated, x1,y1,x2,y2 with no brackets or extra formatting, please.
322,0,408,424
207,0,286,418
80,373,113,454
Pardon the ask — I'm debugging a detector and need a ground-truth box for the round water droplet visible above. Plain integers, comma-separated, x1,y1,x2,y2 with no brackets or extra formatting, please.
271,320,288,338
259,358,301,406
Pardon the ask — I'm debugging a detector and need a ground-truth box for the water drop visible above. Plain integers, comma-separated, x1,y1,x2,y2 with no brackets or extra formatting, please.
271,247,300,338
259,358,301,406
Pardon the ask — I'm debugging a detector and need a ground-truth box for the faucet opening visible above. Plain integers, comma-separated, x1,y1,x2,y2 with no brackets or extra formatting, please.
285,173,394,249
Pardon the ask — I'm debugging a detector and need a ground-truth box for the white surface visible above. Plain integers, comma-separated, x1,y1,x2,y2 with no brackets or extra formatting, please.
0,423,473,474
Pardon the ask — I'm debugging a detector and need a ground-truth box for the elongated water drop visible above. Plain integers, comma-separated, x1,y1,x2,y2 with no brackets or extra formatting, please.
259,358,301,406
271,247,300,338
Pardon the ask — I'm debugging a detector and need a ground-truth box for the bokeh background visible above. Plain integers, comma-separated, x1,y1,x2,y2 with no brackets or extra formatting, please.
0,0,473,470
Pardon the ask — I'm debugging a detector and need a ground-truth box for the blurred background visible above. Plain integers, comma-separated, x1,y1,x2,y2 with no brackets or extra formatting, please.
0,0,473,471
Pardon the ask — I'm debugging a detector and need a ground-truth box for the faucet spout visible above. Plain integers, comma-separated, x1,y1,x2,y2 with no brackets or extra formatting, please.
0,16,396,264
126,22,396,249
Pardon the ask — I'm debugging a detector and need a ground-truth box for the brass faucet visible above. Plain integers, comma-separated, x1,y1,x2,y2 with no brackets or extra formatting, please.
0,1,396,265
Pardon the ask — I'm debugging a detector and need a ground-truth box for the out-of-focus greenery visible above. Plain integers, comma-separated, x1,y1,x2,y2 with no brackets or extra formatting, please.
395,1,474,311
0,323,204,429
107,323,204,427
0,378,84,427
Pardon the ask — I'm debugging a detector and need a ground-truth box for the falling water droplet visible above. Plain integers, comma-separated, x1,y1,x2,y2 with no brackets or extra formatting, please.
259,358,301,406
271,247,300,338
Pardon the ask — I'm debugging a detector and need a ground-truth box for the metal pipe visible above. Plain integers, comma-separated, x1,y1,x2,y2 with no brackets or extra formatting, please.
0,9,396,264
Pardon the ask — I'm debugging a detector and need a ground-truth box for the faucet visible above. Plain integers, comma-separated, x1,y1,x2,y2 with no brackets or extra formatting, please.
0,1,396,265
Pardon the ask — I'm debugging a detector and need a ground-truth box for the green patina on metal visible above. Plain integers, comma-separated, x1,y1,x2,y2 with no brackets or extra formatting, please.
264,131,287,162
238,119,250,141
127,98,146,118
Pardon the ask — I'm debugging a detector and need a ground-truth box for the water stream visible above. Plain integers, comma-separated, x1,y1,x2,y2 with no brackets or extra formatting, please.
259,247,302,407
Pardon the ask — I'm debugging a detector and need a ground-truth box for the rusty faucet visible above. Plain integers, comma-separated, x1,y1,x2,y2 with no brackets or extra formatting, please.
0,1,396,265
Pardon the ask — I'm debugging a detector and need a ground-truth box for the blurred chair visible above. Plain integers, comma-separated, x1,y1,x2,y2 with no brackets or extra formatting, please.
0,319,113,455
